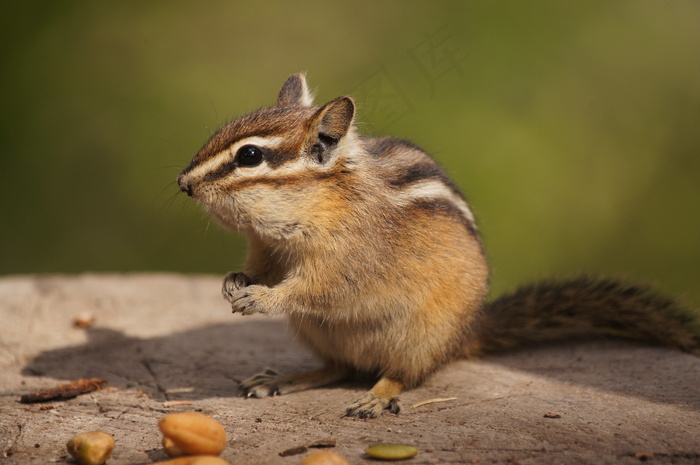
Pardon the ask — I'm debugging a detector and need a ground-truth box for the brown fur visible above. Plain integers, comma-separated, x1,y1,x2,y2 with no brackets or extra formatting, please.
472,277,700,356
178,73,699,418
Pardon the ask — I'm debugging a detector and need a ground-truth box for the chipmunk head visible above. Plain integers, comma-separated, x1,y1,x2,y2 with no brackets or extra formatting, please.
178,73,358,241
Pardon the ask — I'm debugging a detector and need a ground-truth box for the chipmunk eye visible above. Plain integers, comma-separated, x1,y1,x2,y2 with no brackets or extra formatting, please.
236,145,264,167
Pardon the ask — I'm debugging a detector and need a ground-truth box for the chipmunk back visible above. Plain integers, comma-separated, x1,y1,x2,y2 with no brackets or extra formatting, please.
178,73,700,418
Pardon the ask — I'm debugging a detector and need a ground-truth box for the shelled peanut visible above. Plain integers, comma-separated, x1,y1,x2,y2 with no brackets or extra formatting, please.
158,412,227,457
299,451,350,465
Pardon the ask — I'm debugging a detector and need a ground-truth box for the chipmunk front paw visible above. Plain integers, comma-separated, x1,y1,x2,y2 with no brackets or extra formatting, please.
229,285,271,315
222,272,251,302
345,392,402,418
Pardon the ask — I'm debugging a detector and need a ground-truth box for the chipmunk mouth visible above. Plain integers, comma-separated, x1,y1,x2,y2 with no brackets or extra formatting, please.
207,207,243,231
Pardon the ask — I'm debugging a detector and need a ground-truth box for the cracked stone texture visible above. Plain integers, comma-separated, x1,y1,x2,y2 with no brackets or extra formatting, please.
1,274,699,465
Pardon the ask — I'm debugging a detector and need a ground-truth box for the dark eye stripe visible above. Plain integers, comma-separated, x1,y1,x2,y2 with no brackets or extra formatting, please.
202,160,238,183
201,146,264,183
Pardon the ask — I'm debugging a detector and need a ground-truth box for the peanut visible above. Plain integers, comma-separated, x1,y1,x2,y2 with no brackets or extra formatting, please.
299,451,350,465
158,412,226,456
66,431,115,465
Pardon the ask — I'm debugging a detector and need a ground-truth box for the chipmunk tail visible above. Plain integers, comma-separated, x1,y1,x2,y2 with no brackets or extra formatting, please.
467,277,700,357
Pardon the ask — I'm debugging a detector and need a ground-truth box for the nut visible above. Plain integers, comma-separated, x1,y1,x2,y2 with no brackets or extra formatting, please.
365,443,419,460
158,412,226,456
299,451,350,465
66,431,115,465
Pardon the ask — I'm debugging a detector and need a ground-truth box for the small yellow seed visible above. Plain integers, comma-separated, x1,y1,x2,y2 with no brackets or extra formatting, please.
158,412,226,456
365,443,419,460
66,431,115,465
298,451,350,465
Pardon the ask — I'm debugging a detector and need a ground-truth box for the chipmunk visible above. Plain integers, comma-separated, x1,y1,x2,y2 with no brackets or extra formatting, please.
177,73,700,418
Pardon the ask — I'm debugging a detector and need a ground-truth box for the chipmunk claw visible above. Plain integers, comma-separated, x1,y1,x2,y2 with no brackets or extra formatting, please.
240,368,281,398
345,392,402,418
229,285,269,315
222,272,251,302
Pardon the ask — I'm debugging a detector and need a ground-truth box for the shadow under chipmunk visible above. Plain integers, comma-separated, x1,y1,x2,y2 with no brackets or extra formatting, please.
20,321,700,411
20,321,322,401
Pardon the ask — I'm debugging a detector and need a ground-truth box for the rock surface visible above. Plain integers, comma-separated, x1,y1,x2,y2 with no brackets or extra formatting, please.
1,274,699,464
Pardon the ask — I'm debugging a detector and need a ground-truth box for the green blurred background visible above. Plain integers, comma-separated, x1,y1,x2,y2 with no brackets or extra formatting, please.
1,1,699,305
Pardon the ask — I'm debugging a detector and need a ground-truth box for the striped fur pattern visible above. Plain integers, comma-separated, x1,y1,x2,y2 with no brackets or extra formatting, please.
178,73,699,418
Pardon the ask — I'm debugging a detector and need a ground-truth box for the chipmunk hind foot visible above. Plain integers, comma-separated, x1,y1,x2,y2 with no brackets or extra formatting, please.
345,392,401,418
239,366,348,398
345,377,403,418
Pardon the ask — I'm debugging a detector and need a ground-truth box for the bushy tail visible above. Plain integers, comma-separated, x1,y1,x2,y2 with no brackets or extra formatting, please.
469,277,700,356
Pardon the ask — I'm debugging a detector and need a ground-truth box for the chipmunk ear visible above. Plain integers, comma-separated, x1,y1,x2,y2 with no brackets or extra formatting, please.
306,96,355,164
312,96,355,141
277,73,314,107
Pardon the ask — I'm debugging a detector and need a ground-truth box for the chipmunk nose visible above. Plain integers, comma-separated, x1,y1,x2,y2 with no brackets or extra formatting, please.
177,174,193,196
